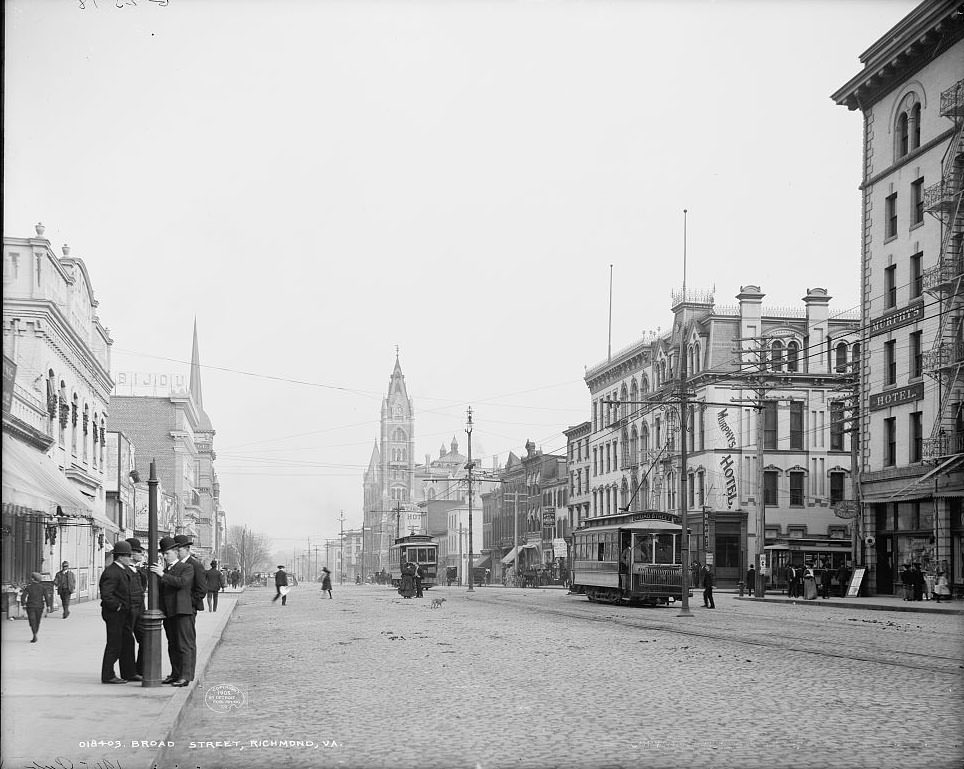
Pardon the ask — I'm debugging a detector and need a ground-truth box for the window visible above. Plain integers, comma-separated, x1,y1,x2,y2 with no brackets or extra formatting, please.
790,402,804,450
789,471,805,507
3,253,18,283
698,471,705,507
763,402,778,451
910,253,923,298
688,474,695,509
771,340,784,372
885,193,898,239
852,342,861,367
830,401,845,451
830,473,845,504
885,340,897,386
911,103,921,150
885,264,897,308
910,331,923,378
884,417,897,466
897,112,909,157
909,411,923,463
787,341,800,373
835,343,848,373
911,178,924,226
763,470,778,507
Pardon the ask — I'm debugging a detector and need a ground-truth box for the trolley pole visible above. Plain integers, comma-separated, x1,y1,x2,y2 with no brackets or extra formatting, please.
466,406,475,593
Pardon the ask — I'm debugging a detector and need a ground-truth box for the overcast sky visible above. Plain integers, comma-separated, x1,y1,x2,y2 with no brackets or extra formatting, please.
4,0,918,550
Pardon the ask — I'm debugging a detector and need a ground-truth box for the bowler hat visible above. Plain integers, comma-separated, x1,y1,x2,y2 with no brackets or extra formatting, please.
158,536,178,553
61,561,69,568
112,540,132,557
173,534,194,547
277,565,285,569
125,537,143,553
31,572,44,582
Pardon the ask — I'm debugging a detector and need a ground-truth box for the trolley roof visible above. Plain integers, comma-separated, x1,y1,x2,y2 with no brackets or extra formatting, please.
574,519,682,535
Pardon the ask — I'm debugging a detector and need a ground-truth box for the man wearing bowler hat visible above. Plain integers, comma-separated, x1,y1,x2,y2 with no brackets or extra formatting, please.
174,534,208,614
54,561,75,619
125,538,149,678
99,540,136,683
150,536,196,687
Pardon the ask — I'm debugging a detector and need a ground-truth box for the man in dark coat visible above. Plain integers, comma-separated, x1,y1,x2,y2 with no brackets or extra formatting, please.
20,572,46,643
150,536,196,686
100,540,135,684
174,534,207,613
273,565,289,605
785,564,798,598
820,566,833,599
125,537,149,678
205,559,226,612
745,564,756,597
54,561,76,618
702,565,715,609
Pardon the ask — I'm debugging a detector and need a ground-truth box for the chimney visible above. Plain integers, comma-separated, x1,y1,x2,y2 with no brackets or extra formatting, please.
736,285,765,366
803,288,832,373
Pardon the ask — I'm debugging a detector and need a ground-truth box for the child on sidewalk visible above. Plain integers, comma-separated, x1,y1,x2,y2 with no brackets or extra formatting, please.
20,573,46,643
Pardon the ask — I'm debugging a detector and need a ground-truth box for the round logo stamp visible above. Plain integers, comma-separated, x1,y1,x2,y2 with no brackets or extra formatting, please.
204,684,247,713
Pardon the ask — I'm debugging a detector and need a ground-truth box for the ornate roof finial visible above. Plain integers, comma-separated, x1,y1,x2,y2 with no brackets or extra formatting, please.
35,222,45,238
62,244,71,257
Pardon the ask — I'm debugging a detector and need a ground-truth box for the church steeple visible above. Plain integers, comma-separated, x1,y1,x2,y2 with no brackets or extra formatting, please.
190,318,203,410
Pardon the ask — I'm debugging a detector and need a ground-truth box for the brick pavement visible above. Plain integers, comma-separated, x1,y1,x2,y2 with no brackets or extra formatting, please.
155,584,964,769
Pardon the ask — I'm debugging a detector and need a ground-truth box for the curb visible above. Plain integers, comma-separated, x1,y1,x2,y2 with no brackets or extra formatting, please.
734,596,964,615
148,599,239,769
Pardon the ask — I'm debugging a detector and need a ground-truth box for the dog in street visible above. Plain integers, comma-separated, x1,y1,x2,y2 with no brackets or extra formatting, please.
430,597,446,609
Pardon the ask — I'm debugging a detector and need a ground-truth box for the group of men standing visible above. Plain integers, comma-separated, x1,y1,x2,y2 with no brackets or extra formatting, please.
98,533,208,687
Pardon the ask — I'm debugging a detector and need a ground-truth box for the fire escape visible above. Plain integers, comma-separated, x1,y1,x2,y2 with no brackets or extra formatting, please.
921,78,964,460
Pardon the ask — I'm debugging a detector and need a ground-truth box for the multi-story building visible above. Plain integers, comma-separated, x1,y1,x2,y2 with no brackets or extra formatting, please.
585,286,861,588
109,324,222,561
833,0,964,595
564,420,591,533
2,225,117,602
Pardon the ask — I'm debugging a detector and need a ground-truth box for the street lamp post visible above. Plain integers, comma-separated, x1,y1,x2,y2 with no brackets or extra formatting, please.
141,459,164,687
466,406,475,593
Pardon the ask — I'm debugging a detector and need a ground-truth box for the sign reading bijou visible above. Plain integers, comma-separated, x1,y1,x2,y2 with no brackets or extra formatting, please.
870,381,924,411
717,409,738,509
869,302,924,338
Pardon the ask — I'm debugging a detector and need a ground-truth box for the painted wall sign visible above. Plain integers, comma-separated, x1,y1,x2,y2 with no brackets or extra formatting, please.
869,381,924,411
869,302,924,337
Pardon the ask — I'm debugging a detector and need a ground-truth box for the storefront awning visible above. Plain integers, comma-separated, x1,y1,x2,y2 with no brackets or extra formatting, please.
500,543,540,565
885,455,964,502
475,555,492,570
1,434,93,518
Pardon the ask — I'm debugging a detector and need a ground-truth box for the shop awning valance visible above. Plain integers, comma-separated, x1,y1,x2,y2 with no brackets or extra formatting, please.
1,434,92,518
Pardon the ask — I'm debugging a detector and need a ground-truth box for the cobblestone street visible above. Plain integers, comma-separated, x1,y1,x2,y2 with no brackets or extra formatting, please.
159,585,964,769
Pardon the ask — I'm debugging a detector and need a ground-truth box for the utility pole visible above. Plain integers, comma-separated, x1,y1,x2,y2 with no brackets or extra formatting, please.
466,406,475,593
678,336,693,617
339,510,346,584
458,524,464,586
313,545,320,583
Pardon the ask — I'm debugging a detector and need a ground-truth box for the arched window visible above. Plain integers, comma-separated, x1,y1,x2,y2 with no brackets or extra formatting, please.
82,404,89,462
641,423,650,455
71,394,79,454
771,340,784,372
835,342,848,373
621,427,630,466
852,342,861,366
641,375,649,394
630,378,638,405
640,477,650,510
787,341,800,373
911,103,921,150
897,112,909,157
620,478,630,511
391,428,407,443
894,93,921,161
695,342,701,372
619,383,629,420
630,425,638,464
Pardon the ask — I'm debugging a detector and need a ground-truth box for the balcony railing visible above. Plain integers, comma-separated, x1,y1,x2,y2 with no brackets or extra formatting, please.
922,253,964,293
923,176,962,216
940,79,964,120
923,431,964,460
922,341,964,373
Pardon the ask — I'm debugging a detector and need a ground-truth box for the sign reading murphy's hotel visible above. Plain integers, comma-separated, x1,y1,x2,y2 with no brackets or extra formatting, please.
869,301,924,337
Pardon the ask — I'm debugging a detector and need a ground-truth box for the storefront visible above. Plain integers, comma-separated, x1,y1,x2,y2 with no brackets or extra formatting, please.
764,539,853,591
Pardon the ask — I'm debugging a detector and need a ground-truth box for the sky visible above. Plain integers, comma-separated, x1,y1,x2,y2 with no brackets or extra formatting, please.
4,0,920,550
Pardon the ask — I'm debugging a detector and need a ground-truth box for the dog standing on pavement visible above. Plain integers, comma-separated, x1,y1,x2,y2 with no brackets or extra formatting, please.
430,597,446,609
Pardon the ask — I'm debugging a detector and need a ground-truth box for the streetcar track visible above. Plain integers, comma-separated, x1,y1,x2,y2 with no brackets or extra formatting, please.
470,592,964,676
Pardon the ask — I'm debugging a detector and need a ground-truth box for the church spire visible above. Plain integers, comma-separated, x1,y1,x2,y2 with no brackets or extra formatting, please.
189,318,203,410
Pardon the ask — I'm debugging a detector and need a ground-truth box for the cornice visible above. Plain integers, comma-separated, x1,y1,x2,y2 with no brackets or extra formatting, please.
1,413,56,451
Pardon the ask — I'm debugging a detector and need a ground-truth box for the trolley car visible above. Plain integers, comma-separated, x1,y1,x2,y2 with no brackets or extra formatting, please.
570,511,684,605
388,534,439,589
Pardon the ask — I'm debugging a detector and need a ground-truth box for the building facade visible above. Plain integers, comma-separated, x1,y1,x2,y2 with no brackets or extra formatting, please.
109,324,222,562
2,225,117,603
833,0,964,595
584,286,861,588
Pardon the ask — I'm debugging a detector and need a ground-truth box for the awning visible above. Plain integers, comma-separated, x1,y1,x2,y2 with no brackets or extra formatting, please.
475,555,492,570
1,434,93,518
886,455,964,501
500,543,540,565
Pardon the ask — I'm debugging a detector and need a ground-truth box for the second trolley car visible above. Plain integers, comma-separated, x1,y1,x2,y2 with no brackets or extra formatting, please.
570,511,685,606
388,534,439,589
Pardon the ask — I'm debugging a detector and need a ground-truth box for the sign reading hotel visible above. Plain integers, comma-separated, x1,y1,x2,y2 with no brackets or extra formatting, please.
869,302,924,338
717,409,739,509
870,381,925,411
113,371,189,397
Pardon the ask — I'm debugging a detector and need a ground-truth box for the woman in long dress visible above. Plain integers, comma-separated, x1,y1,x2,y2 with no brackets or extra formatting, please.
803,567,818,600
399,561,416,598
934,561,951,603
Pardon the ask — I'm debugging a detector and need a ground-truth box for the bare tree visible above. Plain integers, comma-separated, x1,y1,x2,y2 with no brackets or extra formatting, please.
225,525,272,583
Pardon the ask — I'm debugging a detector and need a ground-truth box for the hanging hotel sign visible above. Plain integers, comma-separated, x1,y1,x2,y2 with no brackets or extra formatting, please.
869,301,924,337
717,409,738,509
2,354,16,414
869,382,924,411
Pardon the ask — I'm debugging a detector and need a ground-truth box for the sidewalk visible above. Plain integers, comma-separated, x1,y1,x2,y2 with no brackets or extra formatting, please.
0,589,241,769
729,590,964,614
